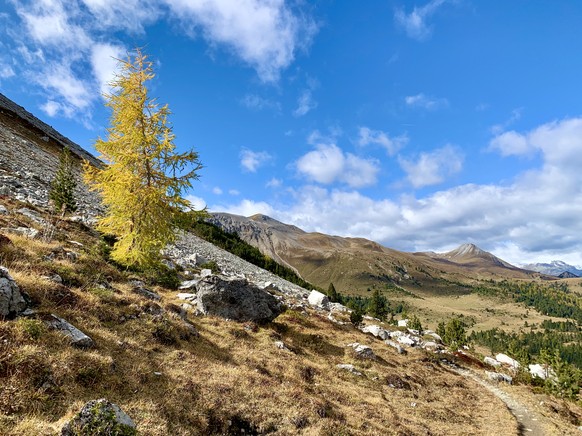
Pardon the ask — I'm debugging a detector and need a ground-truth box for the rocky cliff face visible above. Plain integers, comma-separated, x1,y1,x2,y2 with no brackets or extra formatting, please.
0,93,102,218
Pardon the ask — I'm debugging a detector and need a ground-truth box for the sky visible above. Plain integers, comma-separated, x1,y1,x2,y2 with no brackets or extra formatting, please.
1,0,582,266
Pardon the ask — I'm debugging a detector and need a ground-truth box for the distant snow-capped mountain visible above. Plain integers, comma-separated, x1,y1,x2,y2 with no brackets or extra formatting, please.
521,260,582,277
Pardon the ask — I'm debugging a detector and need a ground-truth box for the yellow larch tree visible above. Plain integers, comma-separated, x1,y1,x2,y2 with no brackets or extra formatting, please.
85,48,202,268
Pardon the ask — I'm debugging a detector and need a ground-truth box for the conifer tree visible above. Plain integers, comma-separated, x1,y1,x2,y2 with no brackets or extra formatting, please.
50,146,77,213
84,48,202,268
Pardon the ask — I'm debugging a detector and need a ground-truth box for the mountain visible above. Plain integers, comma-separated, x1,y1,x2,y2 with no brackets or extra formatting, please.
209,213,543,295
522,260,582,277
421,243,520,271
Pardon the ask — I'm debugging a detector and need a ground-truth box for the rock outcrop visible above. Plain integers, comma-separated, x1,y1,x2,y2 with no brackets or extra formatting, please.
195,275,283,323
0,266,27,317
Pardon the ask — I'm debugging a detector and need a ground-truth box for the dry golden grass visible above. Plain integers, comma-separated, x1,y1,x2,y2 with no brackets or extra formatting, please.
0,202,579,435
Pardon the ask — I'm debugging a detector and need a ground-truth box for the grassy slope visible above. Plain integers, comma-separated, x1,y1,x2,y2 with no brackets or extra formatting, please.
0,198,581,435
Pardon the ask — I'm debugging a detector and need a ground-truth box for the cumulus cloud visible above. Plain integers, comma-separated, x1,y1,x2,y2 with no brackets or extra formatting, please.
296,143,379,188
399,145,463,188
217,118,582,265
165,0,318,82
91,43,125,95
358,127,408,156
405,93,449,110
212,186,223,195
488,131,531,157
240,149,272,173
394,0,448,41
266,177,282,188
185,194,207,210
293,89,317,117
80,0,161,33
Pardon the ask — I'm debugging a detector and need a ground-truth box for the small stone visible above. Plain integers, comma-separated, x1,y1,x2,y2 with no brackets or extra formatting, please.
46,314,94,348
336,364,362,376
0,205,7,215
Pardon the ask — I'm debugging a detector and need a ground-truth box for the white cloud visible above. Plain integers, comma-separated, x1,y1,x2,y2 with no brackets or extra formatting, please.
40,100,61,117
228,189,240,196
488,131,531,157
394,0,448,41
213,198,275,217
80,0,161,33
399,145,463,188
241,94,280,111
0,64,15,79
405,93,449,110
91,43,125,95
296,143,379,188
164,0,318,82
17,0,91,49
490,107,523,134
212,186,223,195
240,149,272,173
293,89,317,117
185,194,207,210
266,177,282,188
358,127,408,156
42,61,94,114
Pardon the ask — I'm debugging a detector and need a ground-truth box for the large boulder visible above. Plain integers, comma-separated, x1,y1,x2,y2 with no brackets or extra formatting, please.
0,266,27,317
307,290,330,310
495,353,520,369
195,275,282,323
61,399,136,435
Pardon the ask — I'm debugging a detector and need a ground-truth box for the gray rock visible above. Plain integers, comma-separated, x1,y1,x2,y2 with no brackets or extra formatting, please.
46,314,94,348
179,279,200,290
195,275,283,323
0,205,7,215
484,356,501,367
130,281,161,301
361,324,390,340
347,342,376,359
486,371,513,384
1,226,39,238
307,290,330,310
0,266,27,317
336,364,362,376
177,292,196,301
61,398,136,435
384,340,406,354
16,207,46,224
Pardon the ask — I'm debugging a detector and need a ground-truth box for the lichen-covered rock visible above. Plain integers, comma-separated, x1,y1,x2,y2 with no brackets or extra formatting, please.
61,399,136,435
0,266,27,317
195,275,283,323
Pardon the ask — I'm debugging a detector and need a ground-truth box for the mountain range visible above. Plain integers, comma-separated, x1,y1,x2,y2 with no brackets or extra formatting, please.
521,260,582,278
209,212,548,295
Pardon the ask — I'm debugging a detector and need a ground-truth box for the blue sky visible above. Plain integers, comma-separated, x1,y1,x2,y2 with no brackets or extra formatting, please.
2,0,582,266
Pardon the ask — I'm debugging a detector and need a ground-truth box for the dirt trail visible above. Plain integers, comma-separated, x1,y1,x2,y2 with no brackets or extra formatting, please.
453,367,547,435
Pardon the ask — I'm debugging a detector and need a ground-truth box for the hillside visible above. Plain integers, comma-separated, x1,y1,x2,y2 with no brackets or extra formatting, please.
523,260,582,277
1,92,582,435
209,213,547,296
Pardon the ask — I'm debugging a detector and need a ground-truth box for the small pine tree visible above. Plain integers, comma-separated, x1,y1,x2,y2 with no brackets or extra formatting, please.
367,289,389,320
409,315,423,333
443,318,467,349
327,283,342,304
350,307,364,326
49,146,77,213
84,48,202,268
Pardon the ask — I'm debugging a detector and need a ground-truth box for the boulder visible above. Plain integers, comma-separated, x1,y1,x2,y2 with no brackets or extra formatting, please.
177,293,196,301
336,364,362,376
385,340,406,354
0,205,7,215
347,342,376,359
179,279,200,290
194,275,282,323
397,335,417,347
361,324,390,340
0,266,27,317
307,290,330,310
486,371,513,384
529,363,553,380
484,356,501,367
398,319,409,327
495,353,520,369
129,280,161,301
47,314,94,348
176,253,208,269
61,398,136,435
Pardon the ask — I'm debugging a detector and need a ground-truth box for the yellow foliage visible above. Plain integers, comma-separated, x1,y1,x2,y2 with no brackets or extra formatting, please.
84,48,202,268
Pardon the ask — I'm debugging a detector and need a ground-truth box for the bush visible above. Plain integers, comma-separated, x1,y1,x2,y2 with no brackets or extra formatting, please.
350,308,364,326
